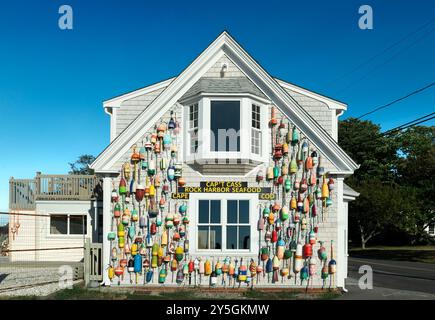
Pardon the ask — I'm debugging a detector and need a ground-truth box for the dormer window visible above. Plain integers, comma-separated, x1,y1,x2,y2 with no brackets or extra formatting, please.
182,93,269,171
210,100,240,152
188,103,199,153
251,104,261,155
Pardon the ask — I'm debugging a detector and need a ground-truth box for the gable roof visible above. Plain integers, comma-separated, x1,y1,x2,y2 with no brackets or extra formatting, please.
181,77,267,101
90,31,359,174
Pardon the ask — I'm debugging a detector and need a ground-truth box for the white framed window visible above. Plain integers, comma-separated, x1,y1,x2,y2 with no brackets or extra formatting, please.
210,100,240,152
188,103,199,154
429,223,435,236
182,95,270,164
188,193,258,255
50,214,87,235
226,200,250,250
251,104,261,155
197,200,222,250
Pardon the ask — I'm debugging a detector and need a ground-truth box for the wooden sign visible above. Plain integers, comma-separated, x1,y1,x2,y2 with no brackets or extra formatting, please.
177,181,272,194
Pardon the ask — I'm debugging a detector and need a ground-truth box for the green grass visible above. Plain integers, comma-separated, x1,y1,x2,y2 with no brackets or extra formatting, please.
350,245,435,264
2,283,341,300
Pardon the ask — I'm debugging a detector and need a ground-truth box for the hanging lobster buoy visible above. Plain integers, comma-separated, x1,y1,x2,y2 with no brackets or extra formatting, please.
179,203,187,214
159,268,167,283
123,162,131,181
300,264,309,282
283,178,291,193
283,143,289,155
111,189,119,203
284,248,293,260
256,169,264,182
309,229,316,245
270,106,278,126
260,247,270,261
277,239,285,259
257,216,265,231
175,246,184,262
294,242,303,274
119,177,127,195
134,254,142,273
176,268,184,284
114,203,121,218
165,213,174,229
328,240,337,275
238,262,247,282
268,212,275,225
321,176,329,199
309,256,317,276
271,230,278,243
317,156,325,177
290,156,298,174
267,166,274,180
318,241,328,261
178,177,186,187
168,111,176,130
303,243,313,258
266,258,273,274
280,206,289,221
291,126,299,145
117,223,125,239
204,259,212,276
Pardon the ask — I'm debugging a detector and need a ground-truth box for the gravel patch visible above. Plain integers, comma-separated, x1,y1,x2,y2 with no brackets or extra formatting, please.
0,264,82,297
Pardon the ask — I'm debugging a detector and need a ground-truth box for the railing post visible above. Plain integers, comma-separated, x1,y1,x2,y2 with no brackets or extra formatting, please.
84,238,90,287
35,172,41,200
9,177,13,210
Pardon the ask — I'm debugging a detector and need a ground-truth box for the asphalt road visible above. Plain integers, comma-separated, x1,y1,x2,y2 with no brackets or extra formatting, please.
340,257,435,299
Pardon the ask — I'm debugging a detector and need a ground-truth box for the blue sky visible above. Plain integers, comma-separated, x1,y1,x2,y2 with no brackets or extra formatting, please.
0,0,434,218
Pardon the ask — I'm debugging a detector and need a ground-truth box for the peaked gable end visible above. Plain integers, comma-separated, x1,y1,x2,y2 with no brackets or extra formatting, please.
91,32,358,174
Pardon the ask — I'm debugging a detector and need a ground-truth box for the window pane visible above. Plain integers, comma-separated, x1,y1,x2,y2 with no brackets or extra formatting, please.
227,200,238,223
239,226,250,249
70,215,87,235
210,200,221,223
198,200,209,223
210,101,240,152
198,226,209,249
50,215,68,235
210,226,222,249
239,200,249,223
226,226,237,250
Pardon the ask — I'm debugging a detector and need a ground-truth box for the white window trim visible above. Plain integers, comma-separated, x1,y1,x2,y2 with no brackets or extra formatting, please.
188,193,259,256
47,213,89,238
183,95,269,164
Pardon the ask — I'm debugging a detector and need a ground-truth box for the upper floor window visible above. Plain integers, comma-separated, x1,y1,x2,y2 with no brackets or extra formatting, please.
210,101,240,152
189,103,199,153
183,96,269,164
251,104,261,155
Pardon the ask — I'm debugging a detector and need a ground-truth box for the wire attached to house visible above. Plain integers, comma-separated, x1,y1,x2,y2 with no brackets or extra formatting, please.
326,17,435,88
356,82,435,119
381,111,435,136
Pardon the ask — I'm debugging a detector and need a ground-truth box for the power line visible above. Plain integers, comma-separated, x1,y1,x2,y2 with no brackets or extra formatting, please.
333,24,435,95
385,112,435,132
356,82,435,119
326,17,435,88
381,112,435,136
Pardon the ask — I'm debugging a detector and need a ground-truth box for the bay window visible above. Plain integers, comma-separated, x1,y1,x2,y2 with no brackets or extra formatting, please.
251,104,261,155
210,101,240,152
183,95,269,164
189,103,199,154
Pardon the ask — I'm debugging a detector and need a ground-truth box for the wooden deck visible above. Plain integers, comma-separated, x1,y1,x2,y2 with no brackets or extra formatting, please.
9,174,100,210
